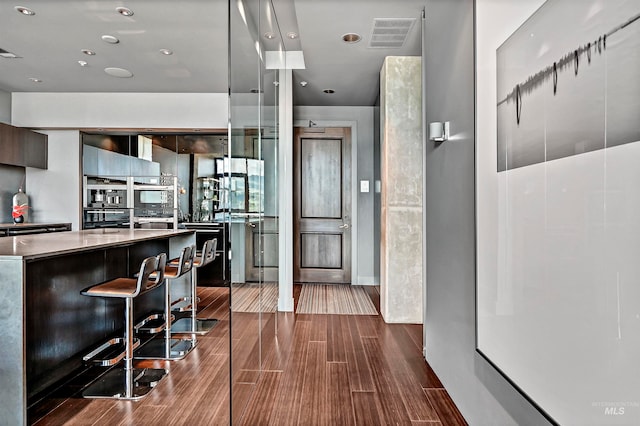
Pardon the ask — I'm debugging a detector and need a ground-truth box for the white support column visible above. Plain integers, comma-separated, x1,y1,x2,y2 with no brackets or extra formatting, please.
278,69,294,312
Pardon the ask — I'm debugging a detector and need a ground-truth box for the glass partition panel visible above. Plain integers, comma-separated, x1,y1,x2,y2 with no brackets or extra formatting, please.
229,0,282,420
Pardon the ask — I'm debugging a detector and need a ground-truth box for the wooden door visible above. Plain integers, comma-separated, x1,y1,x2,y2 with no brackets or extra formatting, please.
294,127,351,283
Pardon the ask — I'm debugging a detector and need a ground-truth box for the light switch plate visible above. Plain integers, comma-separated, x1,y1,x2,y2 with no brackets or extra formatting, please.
360,180,370,193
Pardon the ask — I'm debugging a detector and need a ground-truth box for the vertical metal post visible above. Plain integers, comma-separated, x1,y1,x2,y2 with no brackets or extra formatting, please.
421,6,429,360
165,278,172,358
191,267,198,330
124,297,134,398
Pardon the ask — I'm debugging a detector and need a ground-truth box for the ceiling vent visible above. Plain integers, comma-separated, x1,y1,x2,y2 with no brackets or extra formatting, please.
369,18,416,48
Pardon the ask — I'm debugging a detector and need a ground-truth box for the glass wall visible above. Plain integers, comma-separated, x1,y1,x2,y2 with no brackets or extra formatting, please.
229,0,282,419
77,0,285,419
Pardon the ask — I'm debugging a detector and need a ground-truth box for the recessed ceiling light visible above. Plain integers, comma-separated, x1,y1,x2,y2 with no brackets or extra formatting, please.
82,49,96,56
264,32,275,40
15,6,35,16
116,6,134,17
286,32,298,39
78,60,88,67
342,33,361,43
28,77,42,83
0,48,20,58
159,48,173,55
323,89,335,94
101,35,120,44
104,67,133,78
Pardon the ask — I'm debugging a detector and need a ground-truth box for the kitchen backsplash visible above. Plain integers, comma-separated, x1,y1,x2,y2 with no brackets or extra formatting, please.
0,164,26,224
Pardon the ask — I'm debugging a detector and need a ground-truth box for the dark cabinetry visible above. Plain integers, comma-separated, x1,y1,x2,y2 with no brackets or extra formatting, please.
0,124,20,165
185,223,230,286
0,223,71,237
0,122,48,169
22,127,48,168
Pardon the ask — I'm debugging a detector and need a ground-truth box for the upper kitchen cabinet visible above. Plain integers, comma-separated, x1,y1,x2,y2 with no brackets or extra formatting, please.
0,122,48,169
22,127,48,168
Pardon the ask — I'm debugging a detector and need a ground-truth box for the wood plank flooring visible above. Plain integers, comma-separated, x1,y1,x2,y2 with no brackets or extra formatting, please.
32,285,466,426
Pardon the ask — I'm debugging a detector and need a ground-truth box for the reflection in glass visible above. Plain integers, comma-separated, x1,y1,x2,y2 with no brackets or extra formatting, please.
229,0,281,420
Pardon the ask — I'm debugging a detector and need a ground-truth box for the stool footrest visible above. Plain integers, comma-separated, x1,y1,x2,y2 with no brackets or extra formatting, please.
171,317,219,335
170,297,194,312
135,336,196,360
82,367,168,400
83,337,140,367
135,313,171,334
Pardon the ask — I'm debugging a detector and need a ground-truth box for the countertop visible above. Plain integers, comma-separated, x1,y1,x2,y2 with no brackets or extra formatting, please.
0,222,70,229
0,228,193,260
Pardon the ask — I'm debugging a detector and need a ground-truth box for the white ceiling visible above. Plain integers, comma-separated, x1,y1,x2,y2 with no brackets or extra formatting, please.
0,0,424,106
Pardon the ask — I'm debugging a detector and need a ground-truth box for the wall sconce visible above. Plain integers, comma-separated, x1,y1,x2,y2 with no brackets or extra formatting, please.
429,121,450,142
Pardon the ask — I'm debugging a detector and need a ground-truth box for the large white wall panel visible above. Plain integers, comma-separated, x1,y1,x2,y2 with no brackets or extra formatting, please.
26,130,82,230
11,93,227,129
477,0,640,424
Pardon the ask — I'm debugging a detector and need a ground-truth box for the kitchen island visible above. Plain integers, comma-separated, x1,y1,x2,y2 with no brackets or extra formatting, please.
0,229,194,425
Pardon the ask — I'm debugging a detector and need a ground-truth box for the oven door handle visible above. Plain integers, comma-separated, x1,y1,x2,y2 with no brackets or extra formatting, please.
85,210,126,214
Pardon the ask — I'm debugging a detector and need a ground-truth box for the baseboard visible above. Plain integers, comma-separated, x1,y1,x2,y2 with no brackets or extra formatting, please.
357,276,379,285
278,297,294,312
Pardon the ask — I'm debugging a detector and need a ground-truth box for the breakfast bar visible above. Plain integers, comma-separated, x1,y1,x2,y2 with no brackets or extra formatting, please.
0,229,194,425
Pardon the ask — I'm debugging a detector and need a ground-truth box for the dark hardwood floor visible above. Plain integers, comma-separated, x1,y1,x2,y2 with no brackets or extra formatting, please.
32,285,466,425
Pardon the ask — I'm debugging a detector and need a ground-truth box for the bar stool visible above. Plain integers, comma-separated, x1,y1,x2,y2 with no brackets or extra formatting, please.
171,238,219,335
136,244,197,360
80,254,168,400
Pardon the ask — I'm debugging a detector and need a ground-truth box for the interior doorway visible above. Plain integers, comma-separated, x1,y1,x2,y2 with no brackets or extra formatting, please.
293,127,352,284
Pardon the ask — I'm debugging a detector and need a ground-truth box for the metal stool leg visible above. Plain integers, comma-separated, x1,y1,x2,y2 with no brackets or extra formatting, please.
82,297,168,399
136,272,196,360
171,266,218,335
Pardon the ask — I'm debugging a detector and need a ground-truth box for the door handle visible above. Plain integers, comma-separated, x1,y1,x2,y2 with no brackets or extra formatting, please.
339,224,350,229
246,222,256,228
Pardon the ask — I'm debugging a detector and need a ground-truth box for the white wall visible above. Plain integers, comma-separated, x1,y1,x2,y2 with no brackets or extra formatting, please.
12,93,228,129
26,130,82,230
294,106,376,285
0,88,19,222
423,0,551,425
0,90,10,124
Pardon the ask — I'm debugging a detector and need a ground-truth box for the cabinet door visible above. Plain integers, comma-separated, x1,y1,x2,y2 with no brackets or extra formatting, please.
0,123,23,166
0,123,48,169
22,128,48,169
